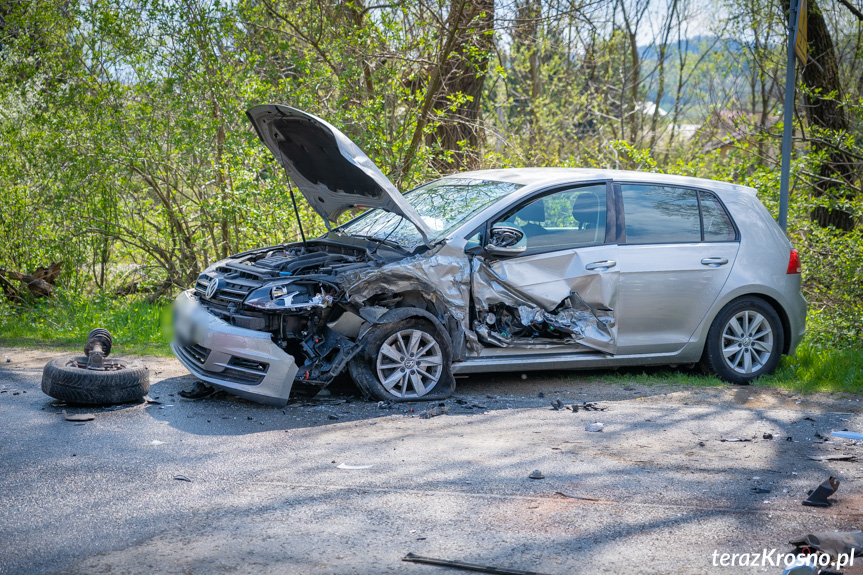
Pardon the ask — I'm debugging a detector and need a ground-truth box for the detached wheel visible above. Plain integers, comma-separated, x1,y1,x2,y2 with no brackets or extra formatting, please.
349,318,454,401
42,357,150,405
701,297,784,384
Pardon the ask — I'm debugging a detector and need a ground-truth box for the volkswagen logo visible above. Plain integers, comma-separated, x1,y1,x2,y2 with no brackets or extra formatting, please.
205,278,223,299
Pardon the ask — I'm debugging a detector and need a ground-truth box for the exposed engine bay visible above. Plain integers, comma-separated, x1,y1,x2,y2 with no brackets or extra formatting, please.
192,239,403,392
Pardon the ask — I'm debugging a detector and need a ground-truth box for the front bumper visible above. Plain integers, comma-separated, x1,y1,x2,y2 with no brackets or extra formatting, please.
171,289,298,406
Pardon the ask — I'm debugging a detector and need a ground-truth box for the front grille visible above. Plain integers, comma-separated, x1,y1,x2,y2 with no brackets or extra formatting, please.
195,277,258,306
182,343,210,364
175,344,266,386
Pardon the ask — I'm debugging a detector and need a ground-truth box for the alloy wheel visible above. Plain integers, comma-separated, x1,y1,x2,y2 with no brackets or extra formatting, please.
375,329,443,398
721,309,774,375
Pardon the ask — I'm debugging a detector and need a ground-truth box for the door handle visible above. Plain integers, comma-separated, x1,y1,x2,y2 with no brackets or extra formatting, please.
701,257,729,267
585,260,617,271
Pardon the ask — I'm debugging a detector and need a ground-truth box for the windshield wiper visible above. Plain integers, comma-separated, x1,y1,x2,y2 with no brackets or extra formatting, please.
352,234,411,254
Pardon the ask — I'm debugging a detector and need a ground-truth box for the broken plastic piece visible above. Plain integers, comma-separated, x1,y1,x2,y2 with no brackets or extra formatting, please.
528,470,544,480
336,463,373,470
763,433,773,440
719,437,751,442
789,531,863,559
178,381,218,399
585,423,604,432
62,410,95,422
807,454,856,462
419,405,448,419
831,431,863,440
173,475,191,482
554,491,599,502
403,552,553,575
550,399,563,411
802,476,840,508
150,440,165,446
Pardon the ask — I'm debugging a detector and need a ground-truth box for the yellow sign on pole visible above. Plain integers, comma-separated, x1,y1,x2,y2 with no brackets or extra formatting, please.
795,0,808,65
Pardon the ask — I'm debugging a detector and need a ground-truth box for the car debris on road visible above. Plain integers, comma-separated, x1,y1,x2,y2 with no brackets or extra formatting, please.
802,476,840,508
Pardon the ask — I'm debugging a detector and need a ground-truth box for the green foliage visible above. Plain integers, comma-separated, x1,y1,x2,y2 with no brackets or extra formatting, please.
0,291,169,355
0,0,861,371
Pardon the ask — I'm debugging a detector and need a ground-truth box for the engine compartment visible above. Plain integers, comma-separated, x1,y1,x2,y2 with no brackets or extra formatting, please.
193,240,401,392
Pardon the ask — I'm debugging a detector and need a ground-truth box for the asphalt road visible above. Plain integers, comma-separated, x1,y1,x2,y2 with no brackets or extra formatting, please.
3,347,863,575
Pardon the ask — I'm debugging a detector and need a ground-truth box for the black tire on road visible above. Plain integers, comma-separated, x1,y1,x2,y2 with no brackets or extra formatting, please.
349,318,454,402
700,297,784,385
41,357,150,405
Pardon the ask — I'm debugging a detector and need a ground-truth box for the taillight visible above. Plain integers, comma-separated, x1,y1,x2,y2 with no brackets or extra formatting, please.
787,249,801,274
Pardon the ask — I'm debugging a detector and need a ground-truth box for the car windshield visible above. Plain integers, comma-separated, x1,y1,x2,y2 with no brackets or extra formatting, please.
340,178,523,248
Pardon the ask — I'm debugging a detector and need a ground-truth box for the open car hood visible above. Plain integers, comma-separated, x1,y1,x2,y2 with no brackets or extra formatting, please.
246,104,432,243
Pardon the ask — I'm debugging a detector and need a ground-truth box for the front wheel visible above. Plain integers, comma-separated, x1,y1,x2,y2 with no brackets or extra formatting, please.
700,297,784,384
349,318,454,401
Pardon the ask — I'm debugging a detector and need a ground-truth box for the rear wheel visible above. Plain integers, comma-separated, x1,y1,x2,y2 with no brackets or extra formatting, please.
349,318,453,401
701,297,784,384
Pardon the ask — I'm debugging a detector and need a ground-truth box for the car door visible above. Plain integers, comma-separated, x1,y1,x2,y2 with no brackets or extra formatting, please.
615,183,740,355
470,183,619,354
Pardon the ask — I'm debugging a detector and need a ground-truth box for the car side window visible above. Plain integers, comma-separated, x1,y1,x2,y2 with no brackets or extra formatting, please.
621,185,701,244
491,184,607,255
699,192,737,241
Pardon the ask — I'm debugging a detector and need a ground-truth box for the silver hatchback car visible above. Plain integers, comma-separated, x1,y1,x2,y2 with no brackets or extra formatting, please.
171,104,806,405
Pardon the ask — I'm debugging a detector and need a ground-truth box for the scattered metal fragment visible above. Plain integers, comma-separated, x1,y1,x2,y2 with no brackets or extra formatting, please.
763,433,773,440
720,437,751,442
327,414,339,420
377,401,393,409
802,476,840,508
62,410,95,422
751,487,772,494
807,454,856,462
336,463,373,470
555,491,599,502
569,402,605,413
831,431,863,440
528,470,544,480
143,395,161,404
585,423,604,432
419,405,448,419
403,552,552,575
173,475,191,482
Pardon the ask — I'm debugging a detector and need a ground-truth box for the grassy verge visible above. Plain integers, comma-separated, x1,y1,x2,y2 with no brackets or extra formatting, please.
0,292,171,356
593,338,863,394
1,294,860,393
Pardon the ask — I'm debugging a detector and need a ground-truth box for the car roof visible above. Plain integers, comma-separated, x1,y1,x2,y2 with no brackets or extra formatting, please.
449,168,757,197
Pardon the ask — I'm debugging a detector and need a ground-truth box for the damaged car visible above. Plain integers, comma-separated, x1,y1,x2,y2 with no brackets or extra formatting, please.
171,104,806,405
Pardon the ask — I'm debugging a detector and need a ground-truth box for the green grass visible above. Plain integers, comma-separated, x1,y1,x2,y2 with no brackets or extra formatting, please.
0,294,860,393
759,341,863,393
591,338,863,394
0,291,171,356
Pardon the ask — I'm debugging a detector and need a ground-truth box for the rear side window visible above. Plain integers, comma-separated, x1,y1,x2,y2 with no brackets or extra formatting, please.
700,192,736,241
620,184,738,244
621,185,700,244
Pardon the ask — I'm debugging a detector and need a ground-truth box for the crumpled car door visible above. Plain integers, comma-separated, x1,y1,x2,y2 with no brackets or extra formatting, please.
470,184,618,354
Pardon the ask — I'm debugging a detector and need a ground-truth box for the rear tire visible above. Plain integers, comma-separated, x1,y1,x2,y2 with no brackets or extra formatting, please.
700,297,784,384
42,357,150,405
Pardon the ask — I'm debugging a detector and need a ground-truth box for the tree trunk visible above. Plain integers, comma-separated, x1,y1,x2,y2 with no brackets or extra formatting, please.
798,0,856,230
426,0,494,172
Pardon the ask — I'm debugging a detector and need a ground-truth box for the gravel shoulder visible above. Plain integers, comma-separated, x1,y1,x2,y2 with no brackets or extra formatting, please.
3,347,863,575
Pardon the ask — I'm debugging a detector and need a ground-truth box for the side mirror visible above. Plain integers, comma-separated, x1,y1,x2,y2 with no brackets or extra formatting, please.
485,223,526,256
